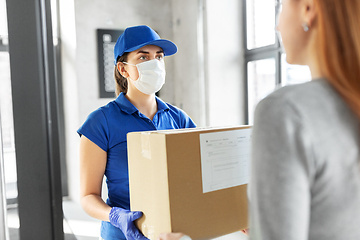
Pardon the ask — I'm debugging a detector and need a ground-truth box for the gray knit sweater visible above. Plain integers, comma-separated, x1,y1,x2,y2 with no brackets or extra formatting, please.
249,79,360,240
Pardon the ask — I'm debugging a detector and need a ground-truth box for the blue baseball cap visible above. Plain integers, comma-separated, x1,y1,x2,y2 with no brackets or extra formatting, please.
114,25,178,64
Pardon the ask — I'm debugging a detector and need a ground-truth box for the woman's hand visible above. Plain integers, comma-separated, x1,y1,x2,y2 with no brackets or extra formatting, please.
109,207,149,240
241,229,249,236
158,233,190,240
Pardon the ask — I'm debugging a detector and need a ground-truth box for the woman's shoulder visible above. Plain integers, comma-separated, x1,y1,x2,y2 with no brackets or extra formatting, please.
164,101,191,119
156,97,185,115
260,79,336,109
95,99,120,114
269,79,330,99
156,97,196,127
255,78,347,128
83,100,121,124
166,102,184,114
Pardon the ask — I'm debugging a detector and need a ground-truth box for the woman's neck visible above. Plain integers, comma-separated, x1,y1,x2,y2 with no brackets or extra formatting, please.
308,58,325,80
125,88,158,120
305,28,326,80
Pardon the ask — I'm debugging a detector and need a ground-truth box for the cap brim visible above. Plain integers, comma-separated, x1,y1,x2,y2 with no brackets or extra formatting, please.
125,39,177,56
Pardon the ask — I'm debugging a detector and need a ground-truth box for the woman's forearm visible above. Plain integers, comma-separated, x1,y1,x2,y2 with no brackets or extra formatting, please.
80,193,112,222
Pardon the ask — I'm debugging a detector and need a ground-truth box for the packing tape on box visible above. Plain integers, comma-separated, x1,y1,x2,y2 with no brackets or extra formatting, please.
141,132,151,159
143,225,155,240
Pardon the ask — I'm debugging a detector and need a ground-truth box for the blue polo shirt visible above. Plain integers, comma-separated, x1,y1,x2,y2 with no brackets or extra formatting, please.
77,92,196,240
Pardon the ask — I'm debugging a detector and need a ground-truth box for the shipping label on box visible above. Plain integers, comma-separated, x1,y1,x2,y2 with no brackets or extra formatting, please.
200,128,251,193
127,126,251,240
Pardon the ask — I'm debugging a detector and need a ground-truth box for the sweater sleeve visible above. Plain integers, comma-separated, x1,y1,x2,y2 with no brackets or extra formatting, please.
249,95,314,240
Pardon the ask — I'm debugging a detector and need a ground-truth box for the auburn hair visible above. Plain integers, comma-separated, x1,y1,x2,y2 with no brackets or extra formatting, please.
314,0,360,118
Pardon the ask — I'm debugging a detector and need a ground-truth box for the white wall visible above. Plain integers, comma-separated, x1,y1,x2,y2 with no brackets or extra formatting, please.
170,0,246,127
171,0,207,126
59,0,80,204
205,0,245,126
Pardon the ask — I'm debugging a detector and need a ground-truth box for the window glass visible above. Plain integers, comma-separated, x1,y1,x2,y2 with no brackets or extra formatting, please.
246,0,276,49
281,54,311,86
0,51,17,203
247,58,276,124
0,0,20,236
50,0,58,45
0,0,17,207
0,0,7,37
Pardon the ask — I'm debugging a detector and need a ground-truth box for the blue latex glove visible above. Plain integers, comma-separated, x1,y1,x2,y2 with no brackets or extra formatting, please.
109,207,149,240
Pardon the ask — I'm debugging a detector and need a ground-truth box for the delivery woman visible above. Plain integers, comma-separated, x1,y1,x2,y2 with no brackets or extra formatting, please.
78,25,196,240
159,0,360,240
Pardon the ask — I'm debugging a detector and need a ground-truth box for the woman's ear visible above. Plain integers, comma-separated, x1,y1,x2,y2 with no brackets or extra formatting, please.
301,0,318,28
117,62,129,78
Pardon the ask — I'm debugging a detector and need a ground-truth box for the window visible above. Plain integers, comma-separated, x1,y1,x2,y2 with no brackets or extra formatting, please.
0,0,17,207
244,0,311,124
281,54,312,86
246,0,276,49
1,0,69,238
247,58,276,124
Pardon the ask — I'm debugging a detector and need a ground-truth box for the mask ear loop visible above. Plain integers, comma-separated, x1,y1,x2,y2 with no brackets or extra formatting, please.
122,62,136,67
122,62,139,81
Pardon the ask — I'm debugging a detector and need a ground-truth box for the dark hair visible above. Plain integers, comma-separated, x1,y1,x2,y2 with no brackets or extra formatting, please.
114,52,129,96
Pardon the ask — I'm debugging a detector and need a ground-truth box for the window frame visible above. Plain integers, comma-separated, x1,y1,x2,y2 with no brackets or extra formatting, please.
243,0,283,124
0,36,7,51
1,0,68,207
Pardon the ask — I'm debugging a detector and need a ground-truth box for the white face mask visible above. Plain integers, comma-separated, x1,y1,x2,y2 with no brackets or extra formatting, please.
124,59,166,95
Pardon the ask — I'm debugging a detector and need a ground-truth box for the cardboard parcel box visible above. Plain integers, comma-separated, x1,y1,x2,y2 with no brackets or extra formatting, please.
127,126,251,240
